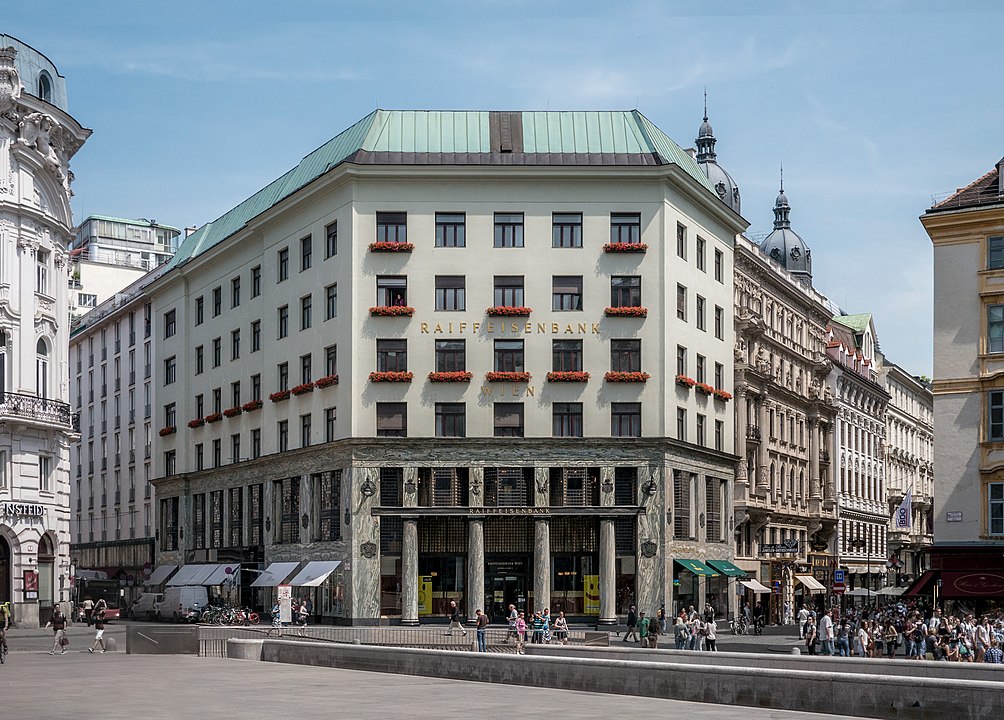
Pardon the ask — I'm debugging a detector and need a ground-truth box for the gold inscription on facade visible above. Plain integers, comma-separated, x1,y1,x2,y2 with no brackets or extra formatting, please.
480,385,536,397
420,320,600,335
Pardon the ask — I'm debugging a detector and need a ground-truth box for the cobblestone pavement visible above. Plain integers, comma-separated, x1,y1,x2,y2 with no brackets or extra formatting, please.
0,651,861,720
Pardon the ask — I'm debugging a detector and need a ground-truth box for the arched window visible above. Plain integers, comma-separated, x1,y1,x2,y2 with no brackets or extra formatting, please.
36,338,49,399
37,71,52,103
769,462,776,497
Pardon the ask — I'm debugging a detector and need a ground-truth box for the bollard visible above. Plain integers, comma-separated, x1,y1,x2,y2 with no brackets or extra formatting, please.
353,638,361,644
104,636,118,652
790,647,801,655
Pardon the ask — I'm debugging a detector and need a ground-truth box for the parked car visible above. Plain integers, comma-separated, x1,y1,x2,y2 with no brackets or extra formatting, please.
159,586,208,622
129,593,164,620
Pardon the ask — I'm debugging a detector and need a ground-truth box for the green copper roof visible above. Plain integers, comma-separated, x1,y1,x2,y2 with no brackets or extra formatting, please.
833,313,872,333
169,110,716,270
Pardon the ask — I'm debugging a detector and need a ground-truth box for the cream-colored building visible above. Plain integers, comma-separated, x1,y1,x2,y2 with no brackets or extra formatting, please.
0,37,89,625
149,110,746,624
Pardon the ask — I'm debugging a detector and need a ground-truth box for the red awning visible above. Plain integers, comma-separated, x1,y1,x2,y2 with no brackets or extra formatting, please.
940,571,1004,598
903,569,938,597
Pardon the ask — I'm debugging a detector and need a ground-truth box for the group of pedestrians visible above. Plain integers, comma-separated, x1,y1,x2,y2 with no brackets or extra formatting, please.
500,604,568,654
622,604,718,651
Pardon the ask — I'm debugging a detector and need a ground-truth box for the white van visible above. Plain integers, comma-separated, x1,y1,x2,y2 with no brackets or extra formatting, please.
129,592,164,620
159,586,208,622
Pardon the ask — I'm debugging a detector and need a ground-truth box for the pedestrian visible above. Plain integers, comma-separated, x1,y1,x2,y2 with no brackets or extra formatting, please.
45,606,67,655
446,600,466,636
688,614,700,651
855,621,869,657
638,610,649,648
82,596,94,625
475,609,489,652
530,611,545,644
819,609,834,656
674,613,688,650
883,621,898,659
984,638,1003,664
783,600,792,626
648,613,660,649
296,599,309,636
541,608,552,643
553,611,568,645
835,616,850,657
705,617,718,651
624,605,639,643
88,609,107,653
515,611,527,655
804,613,818,655
797,604,809,639
659,604,667,634
505,604,518,645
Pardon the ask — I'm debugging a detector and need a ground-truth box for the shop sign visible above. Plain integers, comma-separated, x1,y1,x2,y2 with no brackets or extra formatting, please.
0,502,44,519
584,574,600,614
761,539,800,554
23,570,38,600
418,576,432,616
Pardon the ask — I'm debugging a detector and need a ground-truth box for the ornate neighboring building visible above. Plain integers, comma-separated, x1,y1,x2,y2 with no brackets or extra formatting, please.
0,37,90,625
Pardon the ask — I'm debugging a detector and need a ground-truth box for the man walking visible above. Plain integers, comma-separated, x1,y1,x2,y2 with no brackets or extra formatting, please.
819,609,834,656
446,600,466,636
475,609,489,652
797,604,810,639
0,601,10,659
638,610,649,648
505,604,518,645
88,608,107,654
45,606,67,655
624,605,639,643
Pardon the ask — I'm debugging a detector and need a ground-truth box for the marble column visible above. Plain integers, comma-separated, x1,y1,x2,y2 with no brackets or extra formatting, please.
823,424,835,503
735,386,749,495
533,517,550,614
467,518,484,621
598,517,616,625
808,417,821,502
401,517,419,625
755,396,769,497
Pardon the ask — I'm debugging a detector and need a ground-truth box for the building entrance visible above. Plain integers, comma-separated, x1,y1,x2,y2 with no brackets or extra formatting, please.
485,556,529,622
0,535,9,604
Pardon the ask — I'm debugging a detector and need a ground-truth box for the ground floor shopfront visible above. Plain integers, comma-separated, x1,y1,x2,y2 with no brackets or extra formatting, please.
905,545,1004,610
1,509,70,627
152,438,739,624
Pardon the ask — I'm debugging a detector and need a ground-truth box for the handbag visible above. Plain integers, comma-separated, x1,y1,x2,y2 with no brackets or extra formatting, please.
59,636,69,647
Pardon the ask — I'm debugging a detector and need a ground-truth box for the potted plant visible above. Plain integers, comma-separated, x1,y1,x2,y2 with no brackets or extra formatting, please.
485,371,531,383
291,382,314,396
314,374,339,389
368,241,415,253
675,374,697,389
159,426,177,437
187,418,205,429
205,412,223,423
269,390,291,403
369,305,415,317
485,306,532,317
602,242,648,253
713,388,733,402
242,399,264,412
545,371,590,382
695,382,714,396
427,371,474,383
369,371,414,383
604,306,648,317
223,406,242,418
604,371,650,383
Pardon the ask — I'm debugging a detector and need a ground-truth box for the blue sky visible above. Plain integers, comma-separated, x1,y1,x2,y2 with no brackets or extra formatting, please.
7,1,1004,375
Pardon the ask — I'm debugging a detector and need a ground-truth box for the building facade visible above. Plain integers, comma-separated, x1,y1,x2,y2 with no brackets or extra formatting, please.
920,156,1004,602
68,215,180,320
150,110,746,624
879,360,933,583
0,38,90,625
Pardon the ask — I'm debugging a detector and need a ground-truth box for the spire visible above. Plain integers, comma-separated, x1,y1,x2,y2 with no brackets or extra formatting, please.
695,89,716,163
773,164,791,230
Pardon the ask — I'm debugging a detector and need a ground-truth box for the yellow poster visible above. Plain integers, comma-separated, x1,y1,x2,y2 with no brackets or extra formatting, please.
584,574,600,614
418,576,432,616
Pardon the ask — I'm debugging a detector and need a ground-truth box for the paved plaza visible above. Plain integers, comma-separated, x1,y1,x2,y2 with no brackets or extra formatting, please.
0,650,862,720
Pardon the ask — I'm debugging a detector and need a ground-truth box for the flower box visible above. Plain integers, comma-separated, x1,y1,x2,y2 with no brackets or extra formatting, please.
604,306,648,318
223,406,242,418
159,426,176,437
187,418,205,429
314,374,339,389
291,383,314,396
603,242,648,253
269,390,291,403
205,412,223,424
485,371,531,383
604,371,650,383
427,371,473,383
546,371,590,383
713,389,733,402
369,371,414,383
242,400,263,412
675,374,697,389
485,306,532,317
368,241,414,253
695,382,714,396
369,305,415,317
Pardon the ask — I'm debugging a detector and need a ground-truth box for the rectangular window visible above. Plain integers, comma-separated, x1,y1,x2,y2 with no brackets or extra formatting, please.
611,339,641,372
300,234,312,271
164,356,176,385
229,487,243,546
677,222,687,259
435,213,465,247
715,305,724,339
195,394,204,419
300,353,312,385
715,419,724,451
552,402,583,437
192,494,206,548
376,403,407,437
494,339,524,372
715,362,724,389
325,222,338,258
251,429,261,460
251,266,261,297
195,443,204,471
714,248,724,282
248,484,263,544
300,294,312,330
325,284,337,320
552,276,583,311
318,470,342,541
377,340,408,372
989,236,1004,270
38,455,51,491
494,213,524,248
376,212,407,244
277,247,289,282
251,374,261,401
696,354,706,384
990,305,1004,353
990,483,1004,535
705,477,721,541
212,388,222,414
231,329,240,360
301,413,312,447
696,236,706,271
677,284,687,321
320,345,336,378
493,276,524,307
494,403,524,437
435,276,466,311
164,310,176,338
231,277,241,308
435,340,466,372
610,213,641,244
278,362,289,391
251,320,261,352
212,286,222,317
230,434,240,465
212,337,221,368
195,297,204,326
990,390,1004,441
277,420,289,452
164,450,176,476
676,408,687,442
36,250,48,295
277,305,288,339
376,276,408,307
277,477,300,544
552,339,583,372
231,381,241,408
552,213,582,248
610,276,641,308
673,470,691,538
325,407,336,442
696,295,706,331
611,402,641,437
697,413,706,447
165,402,176,428
435,403,466,438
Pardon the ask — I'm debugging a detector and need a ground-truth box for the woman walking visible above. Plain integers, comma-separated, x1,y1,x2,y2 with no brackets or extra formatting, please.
515,611,527,655
705,617,718,651
804,614,818,655
88,609,107,654
647,613,660,649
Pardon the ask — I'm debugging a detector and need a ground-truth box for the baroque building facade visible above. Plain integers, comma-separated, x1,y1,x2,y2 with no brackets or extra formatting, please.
0,37,89,625
149,110,747,624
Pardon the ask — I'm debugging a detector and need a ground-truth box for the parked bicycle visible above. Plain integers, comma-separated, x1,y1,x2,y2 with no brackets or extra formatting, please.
730,615,748,635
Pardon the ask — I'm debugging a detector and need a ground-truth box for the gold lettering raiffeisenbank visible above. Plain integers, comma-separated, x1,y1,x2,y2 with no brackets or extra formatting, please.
421,319,600,335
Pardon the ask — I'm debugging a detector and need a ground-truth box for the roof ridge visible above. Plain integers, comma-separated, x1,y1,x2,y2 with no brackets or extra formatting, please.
933,166,998,209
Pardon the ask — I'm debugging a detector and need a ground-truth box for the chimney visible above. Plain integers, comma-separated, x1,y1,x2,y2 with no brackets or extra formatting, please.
185,226,198,238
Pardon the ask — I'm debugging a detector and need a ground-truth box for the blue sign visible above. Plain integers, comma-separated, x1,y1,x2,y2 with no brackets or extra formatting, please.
833,570,845,583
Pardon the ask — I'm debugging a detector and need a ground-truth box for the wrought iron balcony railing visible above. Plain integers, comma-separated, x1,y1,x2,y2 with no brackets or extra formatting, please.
0,392,76,429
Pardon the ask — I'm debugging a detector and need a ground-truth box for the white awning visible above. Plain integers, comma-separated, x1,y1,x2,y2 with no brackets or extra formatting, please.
845,564,888,575
145,564,177,586
204,564,241,586
288,561,341,587
167,564,213,586
250,562,300,588
795,575,826,594
740,579,772,594
877,586,906,596
186,564,224,585
844,588,872,597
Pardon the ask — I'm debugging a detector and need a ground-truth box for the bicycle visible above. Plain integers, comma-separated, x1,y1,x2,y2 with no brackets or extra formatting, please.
730,616,748,635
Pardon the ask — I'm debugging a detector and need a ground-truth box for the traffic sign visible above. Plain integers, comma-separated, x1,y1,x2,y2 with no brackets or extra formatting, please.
833,570,845,584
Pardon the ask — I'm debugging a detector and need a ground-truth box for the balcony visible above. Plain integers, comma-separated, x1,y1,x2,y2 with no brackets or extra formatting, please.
144,445,151,459
746,426,762,443
101,493,107,506
89,354,94,367
101,420,106,434
101,348,107,361
114,415,120,429
819,449,830,464
114,379,120,392
129,409,135,424
88,460,94,473
101,384,107,397
144,364,151,379
115,340,121,354
144,404,150,419
0,392,76,430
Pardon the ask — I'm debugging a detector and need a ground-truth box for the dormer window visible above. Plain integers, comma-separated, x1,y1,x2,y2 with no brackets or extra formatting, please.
37,72,52,103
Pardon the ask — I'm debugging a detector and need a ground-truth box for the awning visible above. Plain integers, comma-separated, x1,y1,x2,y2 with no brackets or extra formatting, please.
845,564,887,575
674,559,719,577
795,575,826,594
903,569,938,598
844,588,872,597
186,564,224,585
288,561,342,587
940,570,1004,598
250,562,300,588
145,564,177,586
707,560,747,578
877,586,907,596
203,564,241,586
740,579,772,594
167,564,214,586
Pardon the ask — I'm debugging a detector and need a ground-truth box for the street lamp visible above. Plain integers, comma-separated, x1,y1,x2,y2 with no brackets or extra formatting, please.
849,538,871,608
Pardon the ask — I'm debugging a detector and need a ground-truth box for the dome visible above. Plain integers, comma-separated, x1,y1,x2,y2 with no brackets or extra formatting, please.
759,184,812,286
695,106,741,214
698,118,714,139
